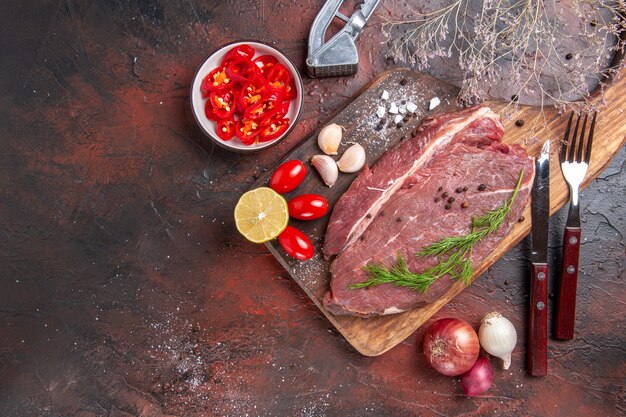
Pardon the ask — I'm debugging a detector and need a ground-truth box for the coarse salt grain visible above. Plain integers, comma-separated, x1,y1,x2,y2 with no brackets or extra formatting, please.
388,103,398,114
393,114,404,124
376,106,386,118
381,90,389,100
429,97,441,110
406,101,418,113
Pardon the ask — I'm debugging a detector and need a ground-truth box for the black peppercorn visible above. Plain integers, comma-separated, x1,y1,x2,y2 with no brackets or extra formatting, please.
448,197,455,203
442,192,449,198
366,213,372,219
511,94,519,102
565,53,573,60
444,204,451,210
437,186,443,192
462,186,468,192
478,184,487,191
400,78,408,86
375,123,384,131
380,211,385,216
590,19,597,27
518,215,525,222
396,123,403,129
434,197,441,203
461,201,469,209
456,187,463,193
515,119,525,127
396,217,402,222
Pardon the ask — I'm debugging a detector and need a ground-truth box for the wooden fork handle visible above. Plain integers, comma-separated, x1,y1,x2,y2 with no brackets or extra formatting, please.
555,226,581,340
529,263,548,376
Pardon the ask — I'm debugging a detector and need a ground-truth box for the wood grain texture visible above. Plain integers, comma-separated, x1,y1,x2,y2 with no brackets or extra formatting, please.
254,67,626,356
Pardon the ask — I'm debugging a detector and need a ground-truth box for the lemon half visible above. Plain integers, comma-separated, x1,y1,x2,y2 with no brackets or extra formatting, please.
234,187,289,243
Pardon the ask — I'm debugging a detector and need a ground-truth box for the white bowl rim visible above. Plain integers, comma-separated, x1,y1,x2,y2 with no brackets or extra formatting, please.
190,40,304,153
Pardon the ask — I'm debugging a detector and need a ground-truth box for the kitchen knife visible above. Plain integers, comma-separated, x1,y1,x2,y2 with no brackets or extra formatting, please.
528,139,550,376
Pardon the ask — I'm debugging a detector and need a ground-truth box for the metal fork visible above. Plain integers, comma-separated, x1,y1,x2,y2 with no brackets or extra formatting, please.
555,111,596,340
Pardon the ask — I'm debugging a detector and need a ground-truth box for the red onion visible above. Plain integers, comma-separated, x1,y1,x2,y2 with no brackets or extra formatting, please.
460,356,494,396
422,318,480,376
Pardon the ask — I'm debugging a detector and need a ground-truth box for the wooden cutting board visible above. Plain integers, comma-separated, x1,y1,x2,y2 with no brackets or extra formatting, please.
252,67,626,356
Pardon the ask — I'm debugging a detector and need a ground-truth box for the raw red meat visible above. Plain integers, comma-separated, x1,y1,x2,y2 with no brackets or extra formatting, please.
322,106,534,317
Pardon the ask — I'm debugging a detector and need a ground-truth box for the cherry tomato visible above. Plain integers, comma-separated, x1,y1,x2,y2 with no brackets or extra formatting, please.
221,44,256,67
209,89,236,119
258,116,290,142
235,117,261,145
216,117,235,141
253,55,279,74
278,226,314,260
288,194,328,220
225,59,261,84
269,160,306,194
266,63,292,91
201,66,232,95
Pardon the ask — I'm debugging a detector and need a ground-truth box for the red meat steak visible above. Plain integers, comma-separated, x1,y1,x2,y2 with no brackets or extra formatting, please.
323,106,505,259
322,107,534,317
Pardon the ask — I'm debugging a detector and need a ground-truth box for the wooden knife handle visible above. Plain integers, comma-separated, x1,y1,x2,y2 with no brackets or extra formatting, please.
529,263,548,376
555,227,581,340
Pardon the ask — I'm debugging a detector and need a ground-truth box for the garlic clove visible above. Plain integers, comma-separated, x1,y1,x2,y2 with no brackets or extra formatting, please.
317,123,343,155
311,154,338,187
336,144,366,174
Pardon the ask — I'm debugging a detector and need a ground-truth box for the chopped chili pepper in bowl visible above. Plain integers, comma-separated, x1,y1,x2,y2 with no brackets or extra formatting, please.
191,41,303,153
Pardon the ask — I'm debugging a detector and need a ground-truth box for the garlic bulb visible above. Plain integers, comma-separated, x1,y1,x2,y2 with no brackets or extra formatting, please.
478,312,517,370
336,144,366,173
311,155,338,187
317,123,343,155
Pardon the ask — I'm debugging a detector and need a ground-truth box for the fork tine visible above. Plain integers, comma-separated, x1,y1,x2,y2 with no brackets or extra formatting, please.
568,113,581,163
584,111,596,164
575,113,588,163
561,112,574,164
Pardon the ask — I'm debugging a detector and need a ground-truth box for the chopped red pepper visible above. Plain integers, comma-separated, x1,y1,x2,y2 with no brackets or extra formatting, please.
226,59,262,84
244,90,285,120
216,117,235,141
238,81,265,111
204,99,219,121
209,89,236,119
201,66,232,95
200,44,297,146
253,55,279,75
285,78,298,100
259,116,290,142
265,63,292,91
235,117,261,145
221,44,256,67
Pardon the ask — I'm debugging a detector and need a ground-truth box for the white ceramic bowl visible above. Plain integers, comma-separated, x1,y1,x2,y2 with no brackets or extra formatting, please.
190,41,304,153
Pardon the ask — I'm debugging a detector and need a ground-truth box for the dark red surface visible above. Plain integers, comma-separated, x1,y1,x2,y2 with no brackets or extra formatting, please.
1,1,625,416
555,227,582,340
528,264,548,377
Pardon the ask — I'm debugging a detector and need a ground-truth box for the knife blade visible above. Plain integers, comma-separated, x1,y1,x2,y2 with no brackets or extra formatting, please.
528,139,550,376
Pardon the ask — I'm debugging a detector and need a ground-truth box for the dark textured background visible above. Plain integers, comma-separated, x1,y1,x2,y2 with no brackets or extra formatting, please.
0,1,624,416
